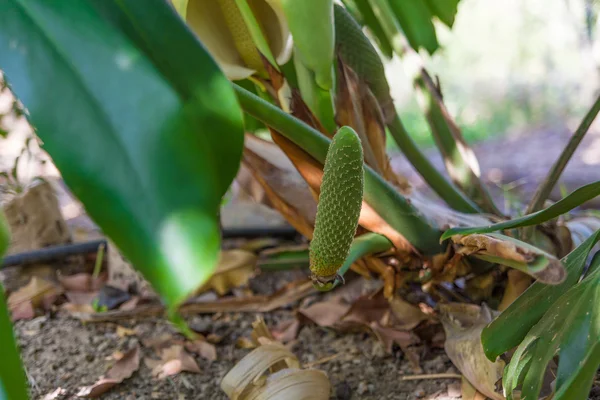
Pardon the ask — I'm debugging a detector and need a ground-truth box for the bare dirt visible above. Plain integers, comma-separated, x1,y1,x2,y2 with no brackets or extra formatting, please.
15,272,459,400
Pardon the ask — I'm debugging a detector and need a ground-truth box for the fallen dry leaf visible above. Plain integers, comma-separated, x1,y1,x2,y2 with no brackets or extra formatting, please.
185,339,217,361
7,276,62,320
298,298,351,328
221,342,330,400
388,295,429,331
498,270,532,311
196,249,257,296
77,345,140,398
236,337,256,350
438,303,504,400
58,272,106,292
116,325,136,338
41,388,67,400
461,376,488,400
146,345,201,379
271,319,300,343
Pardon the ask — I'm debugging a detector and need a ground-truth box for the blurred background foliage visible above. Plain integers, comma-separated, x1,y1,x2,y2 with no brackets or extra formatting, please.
388,0,600,146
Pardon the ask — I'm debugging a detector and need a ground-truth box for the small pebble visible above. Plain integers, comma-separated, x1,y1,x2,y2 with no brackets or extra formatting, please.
85,354,95,362
335,381,352,400
447,383,461,397
357,381,368,395
413,387,426,398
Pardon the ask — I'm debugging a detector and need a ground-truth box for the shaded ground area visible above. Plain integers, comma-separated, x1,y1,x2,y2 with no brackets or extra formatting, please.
15,271,458,400
391,127,600,211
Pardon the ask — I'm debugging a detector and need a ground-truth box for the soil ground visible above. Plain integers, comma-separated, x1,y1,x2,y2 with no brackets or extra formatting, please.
15,271,459,400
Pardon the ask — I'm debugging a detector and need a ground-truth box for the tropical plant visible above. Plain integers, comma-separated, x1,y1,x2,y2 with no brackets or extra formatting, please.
1,0,600,398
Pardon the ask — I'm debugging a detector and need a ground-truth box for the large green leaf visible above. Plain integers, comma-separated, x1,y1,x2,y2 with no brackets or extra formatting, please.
501,253,600,399
481,229,600,361
387,0,439,54
424,0,460,27
441,181,600,240
342,0,394,58
0,212,29,400
0,0,244,308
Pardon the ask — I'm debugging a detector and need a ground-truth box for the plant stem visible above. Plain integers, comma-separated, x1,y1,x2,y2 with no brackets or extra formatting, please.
92,243,105,280
387,114,480,213
526,94,600,215
233,83,444,254
368,0,494,214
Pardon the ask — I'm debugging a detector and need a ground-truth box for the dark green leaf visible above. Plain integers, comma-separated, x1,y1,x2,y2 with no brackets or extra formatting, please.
342,0,394,58
554,342,600,400
441,181,600,240
0,0,244,308
424,0,460,27
503,264,600,399
387,0,439,54
481,229,600,361
0,211,29,400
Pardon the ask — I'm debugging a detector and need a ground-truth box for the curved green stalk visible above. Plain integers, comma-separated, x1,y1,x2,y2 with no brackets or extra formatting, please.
233,83,444,254
387,114,480,213
336,232,392,283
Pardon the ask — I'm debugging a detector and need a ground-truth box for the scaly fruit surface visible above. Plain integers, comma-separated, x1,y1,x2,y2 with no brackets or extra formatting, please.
310,126,364,287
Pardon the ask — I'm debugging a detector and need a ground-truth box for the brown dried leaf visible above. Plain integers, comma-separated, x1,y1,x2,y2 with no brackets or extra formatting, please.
236,337,257,349
498,270,532,311
370,322,421,370
271,319,300,343
360,84,410,191
388,296,428,331
243,134,317,238
289,90,329,136
438,303,504,400
196,250,257,296
148,345,201,379
298,299,352,328
7,277,62,319
341,293,389,326
185,339,217,361
58,272,106,292
116,325,136,338
335,62,380,173
453,233,565,284
461,376,488,400
77,345,140,398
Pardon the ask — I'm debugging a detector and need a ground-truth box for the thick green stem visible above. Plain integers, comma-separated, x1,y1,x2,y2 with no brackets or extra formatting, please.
234,83,444,254
387,114,480,213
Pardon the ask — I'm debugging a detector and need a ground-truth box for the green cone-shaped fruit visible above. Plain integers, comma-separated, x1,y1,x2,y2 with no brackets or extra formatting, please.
334,4,392,111
310,127,364,287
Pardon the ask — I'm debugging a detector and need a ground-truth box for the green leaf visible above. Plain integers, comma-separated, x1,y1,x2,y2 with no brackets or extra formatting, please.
281,0,334,90
387,0,439,54
342,0,394,58
0,0,244,308
424,0,460,27
0,211,29,400
481,229,600,361
502,261,600,399
441,181,600,240
554,342,600,400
